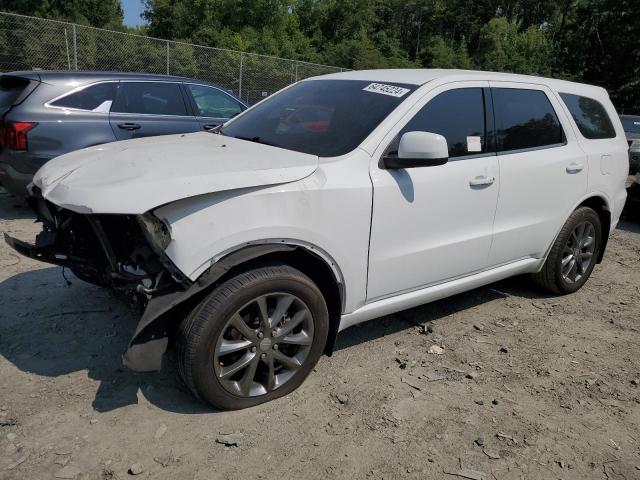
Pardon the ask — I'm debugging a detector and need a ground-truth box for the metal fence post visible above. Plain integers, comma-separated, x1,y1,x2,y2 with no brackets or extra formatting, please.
72,24,77,70
238,52,244,98
166,40,170,75
294,61,299,82
64,28,71,70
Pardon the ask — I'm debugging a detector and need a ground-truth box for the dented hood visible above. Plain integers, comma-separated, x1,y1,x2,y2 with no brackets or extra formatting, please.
33,132,319,214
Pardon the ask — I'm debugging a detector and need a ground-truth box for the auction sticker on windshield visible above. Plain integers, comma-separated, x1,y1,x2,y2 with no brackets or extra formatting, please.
363,83,410,98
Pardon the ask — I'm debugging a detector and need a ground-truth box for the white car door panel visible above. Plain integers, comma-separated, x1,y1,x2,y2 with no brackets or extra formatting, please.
368,81,499,301
487,82,588,266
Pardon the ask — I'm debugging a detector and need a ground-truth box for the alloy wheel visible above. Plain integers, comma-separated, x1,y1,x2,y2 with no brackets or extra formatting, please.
213,293,314,397
561,220,596,284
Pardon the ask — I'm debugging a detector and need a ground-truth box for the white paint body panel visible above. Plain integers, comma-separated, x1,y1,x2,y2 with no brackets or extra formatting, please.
368,80,499,301
32,132,318,214
155,152,373,313
486,81,589,265
34,69,629,330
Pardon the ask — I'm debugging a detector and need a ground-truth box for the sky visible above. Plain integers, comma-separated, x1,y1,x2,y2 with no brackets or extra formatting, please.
121,0,147,27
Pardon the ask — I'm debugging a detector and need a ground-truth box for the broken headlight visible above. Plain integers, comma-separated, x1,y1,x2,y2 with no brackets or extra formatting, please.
137,214,172,252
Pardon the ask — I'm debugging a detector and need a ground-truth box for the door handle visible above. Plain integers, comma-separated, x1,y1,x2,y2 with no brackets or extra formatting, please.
117,123,141,131
202,124,219,131
469,176,495,187
566,162,584,174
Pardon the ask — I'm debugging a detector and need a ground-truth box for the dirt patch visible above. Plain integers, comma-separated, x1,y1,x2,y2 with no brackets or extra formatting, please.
1,189,639,480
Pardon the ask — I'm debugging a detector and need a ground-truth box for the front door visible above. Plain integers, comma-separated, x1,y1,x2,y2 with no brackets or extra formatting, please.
109,81,199,140
183,83,246,130
367,82,500,301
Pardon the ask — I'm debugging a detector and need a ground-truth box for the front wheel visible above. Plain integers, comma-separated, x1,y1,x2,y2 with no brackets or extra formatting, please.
532,207,602,294
177,264,329,410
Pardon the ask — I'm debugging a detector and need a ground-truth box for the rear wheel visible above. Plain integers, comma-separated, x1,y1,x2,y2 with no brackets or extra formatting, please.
532,207,602,294
177,264,329,410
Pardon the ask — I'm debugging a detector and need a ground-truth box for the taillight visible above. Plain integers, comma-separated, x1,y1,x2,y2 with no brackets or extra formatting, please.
0,121,36,150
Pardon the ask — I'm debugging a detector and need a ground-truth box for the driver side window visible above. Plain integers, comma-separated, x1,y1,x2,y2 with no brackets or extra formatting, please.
387,88,488,158
186,84,244,119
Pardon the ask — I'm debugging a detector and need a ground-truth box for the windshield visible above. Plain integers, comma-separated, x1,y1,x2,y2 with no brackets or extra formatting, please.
221,79,416,157
621,116,640,134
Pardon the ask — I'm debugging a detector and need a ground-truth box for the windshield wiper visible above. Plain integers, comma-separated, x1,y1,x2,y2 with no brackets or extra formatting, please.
233,135,279,148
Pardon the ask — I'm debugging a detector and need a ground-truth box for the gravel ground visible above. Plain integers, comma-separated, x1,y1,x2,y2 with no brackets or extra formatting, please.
1,187,639,480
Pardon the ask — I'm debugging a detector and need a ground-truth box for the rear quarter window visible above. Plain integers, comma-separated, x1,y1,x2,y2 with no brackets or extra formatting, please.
49,82,117,111
493,88,564,152
0,76,31,114
559,93,616,139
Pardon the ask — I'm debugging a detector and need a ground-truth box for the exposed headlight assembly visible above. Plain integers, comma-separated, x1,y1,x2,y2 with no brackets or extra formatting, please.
137,214,172,252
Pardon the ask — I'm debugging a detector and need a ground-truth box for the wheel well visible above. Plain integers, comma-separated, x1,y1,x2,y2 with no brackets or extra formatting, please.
233,249,343,356
167,246,344,356
578,196,610,263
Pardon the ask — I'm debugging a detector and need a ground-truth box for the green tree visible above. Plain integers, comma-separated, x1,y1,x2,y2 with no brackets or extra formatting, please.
476,17,552,75
421,36,473,69
0,0,124,28
556,0,639,112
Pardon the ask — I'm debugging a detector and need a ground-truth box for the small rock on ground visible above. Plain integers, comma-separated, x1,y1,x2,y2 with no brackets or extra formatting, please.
216,432,243,447
54,465,82,479
154,423,168,439
335,393,350,405
129,463,145,475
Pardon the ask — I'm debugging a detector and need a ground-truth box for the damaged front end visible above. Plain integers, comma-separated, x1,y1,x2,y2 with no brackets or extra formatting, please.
4,189,191,371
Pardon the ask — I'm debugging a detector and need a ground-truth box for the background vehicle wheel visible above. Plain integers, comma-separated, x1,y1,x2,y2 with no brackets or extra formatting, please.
532,206,602,294
177,264,329,410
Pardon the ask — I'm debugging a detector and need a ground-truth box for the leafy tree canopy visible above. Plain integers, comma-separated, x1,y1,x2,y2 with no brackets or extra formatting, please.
0,0,637,111
0,0,123,28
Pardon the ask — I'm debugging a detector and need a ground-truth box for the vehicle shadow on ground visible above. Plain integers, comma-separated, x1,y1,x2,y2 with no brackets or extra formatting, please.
0,266,214,415
617,221,640,234
334,275,554,352
0,266,552,414
0,190,33,220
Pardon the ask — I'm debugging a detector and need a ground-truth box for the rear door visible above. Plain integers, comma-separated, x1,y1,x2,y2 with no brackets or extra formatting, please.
487,82,588,266
109,81,199,140
183,83,246,130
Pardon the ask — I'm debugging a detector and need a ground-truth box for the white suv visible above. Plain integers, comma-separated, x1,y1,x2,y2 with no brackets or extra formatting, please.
5,69,629,409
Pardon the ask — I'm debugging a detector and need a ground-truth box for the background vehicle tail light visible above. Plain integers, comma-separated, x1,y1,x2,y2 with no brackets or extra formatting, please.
0,121,36,151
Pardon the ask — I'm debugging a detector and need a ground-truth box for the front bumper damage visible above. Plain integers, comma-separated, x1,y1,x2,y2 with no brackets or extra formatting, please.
5,195,300,372
4,194,192,372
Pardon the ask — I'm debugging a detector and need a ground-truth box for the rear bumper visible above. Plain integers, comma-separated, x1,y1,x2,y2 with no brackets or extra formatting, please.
0,162,33,196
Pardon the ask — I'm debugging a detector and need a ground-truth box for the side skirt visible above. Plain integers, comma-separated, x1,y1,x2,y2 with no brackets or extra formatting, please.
338,258,541,332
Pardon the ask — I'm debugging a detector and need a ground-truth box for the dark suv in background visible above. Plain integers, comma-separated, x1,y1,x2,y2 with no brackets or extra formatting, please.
0,71,247,196
620,114,640,174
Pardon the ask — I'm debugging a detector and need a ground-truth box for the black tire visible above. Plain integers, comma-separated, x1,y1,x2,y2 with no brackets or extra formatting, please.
532,207,602,294
177,264,329,410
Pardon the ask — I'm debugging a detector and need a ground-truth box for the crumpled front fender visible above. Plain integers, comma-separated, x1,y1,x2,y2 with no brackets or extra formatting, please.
122,243,297,372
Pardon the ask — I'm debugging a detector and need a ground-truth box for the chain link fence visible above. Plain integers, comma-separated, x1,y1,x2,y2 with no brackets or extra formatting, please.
0,11,345,104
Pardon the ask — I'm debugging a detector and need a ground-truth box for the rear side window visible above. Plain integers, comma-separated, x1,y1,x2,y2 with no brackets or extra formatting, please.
0,76,30,114
50,82,117,111
493,88,564,152
112,82,188,116
186,84,244,118
560,93,616,139
394,88,487,158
